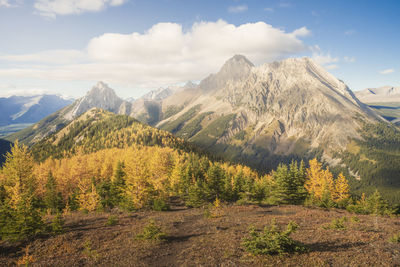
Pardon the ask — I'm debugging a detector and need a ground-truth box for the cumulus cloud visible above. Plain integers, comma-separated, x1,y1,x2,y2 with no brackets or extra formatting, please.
0,20,311,89
228,5,248,13
34,0,129,18
379,68,394,75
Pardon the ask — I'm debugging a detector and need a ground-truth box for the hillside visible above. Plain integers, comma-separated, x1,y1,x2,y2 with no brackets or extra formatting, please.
0,205,399,266
30,108,191,162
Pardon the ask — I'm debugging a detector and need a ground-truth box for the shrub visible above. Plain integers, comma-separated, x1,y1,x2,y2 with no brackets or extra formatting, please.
16,245,35,266
152,198,170,211
242,219,307,255
389,232,400,243
51,213,65,235
136,220,166,241
323,217,347,230
105,215,119,226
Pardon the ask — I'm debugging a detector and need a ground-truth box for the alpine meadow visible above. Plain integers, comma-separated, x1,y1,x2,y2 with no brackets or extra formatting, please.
0,1,399,266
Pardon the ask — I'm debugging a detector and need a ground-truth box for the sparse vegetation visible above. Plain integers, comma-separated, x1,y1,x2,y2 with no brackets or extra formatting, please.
388,232,400,243
51,213,65,235
105,215,119,226
323,217,347,230
136,220,166,241
0,205,399,266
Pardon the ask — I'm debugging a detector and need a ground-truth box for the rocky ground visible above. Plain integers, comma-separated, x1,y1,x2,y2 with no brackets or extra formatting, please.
1,204,399,266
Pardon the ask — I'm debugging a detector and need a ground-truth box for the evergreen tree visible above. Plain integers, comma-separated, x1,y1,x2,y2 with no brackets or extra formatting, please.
44,171,64,214
205,164,225,201
367,190,390,215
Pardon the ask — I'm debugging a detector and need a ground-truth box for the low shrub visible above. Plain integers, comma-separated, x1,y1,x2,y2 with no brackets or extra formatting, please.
242,219,307,255
323,217,347,230
136,220,166,241
105,215,119,226
389,232,400,243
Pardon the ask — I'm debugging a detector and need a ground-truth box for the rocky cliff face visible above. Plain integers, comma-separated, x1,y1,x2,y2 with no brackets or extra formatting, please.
157,55,381,167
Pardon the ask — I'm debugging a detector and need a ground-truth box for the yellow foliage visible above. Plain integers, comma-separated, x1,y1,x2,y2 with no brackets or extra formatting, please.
305,158,350,203
78,182,100,212
333,173,350,202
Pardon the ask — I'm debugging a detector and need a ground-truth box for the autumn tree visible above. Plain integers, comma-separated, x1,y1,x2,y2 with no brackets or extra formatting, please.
332,173,350,205
0,141,43,241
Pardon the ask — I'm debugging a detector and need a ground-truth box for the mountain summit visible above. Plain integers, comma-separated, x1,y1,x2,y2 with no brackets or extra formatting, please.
65,82,126,120
157,55,380,168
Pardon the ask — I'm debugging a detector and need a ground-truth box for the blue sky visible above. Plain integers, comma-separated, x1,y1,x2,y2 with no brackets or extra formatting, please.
0,0,399,98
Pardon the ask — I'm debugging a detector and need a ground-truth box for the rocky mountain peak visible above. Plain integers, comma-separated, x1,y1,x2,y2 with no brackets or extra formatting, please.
199,55,254,91
64,82,125,120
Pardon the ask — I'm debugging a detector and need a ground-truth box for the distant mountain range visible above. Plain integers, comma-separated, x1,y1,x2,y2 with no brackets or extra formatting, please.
355,86,400,124
355,86,400,103
4,55,400,204
6,55,382,160
0,94,73,127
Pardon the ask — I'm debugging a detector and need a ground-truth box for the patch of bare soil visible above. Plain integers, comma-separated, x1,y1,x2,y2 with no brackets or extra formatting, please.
1,204,399,266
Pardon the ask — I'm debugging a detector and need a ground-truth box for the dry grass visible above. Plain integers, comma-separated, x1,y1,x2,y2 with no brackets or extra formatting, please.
0,205,399,266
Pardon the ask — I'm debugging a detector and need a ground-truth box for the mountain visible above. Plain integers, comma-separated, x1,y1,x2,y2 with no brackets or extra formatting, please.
355,86,400,103
30,108,192,162
355,86,400,124
157,55,380,168
6,82,132,145
130,82,197,126
0,94,73,131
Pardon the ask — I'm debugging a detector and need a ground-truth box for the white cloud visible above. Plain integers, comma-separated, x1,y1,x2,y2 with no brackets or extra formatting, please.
0,0,21,7
291,27,311,38
0,0,11,7
312,52,339,66
264,7,274,12
379,68,394,75
0,20,311,89
34,0,128,18
228,5,248,14
0,50,86,64
344,56,355,63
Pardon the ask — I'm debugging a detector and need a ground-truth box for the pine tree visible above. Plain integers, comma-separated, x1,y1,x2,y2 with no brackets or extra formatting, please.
205,164,225,201
273,161,307,204
44,171,64,214
367,190,390,215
